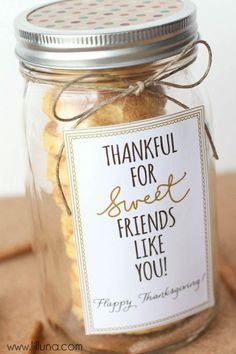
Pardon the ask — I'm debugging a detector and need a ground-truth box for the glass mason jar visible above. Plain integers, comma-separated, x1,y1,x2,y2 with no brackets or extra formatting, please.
15,0,219,353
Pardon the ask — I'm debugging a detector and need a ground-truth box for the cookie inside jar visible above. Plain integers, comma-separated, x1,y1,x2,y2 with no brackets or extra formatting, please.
42,83,167,323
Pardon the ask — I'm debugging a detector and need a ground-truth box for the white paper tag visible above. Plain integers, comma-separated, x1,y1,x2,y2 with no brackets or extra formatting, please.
64,106,214,335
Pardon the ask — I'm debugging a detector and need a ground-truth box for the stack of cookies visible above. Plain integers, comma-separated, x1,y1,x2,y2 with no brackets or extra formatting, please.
42,86,167,324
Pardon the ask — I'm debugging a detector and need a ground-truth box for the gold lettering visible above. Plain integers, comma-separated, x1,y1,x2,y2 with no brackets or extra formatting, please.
97,172,190,218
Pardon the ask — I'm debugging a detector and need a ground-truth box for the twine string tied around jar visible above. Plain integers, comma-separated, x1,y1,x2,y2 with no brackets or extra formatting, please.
52,40,219,216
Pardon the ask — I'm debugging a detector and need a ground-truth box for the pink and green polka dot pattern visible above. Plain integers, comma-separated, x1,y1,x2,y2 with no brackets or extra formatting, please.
27,0,183,30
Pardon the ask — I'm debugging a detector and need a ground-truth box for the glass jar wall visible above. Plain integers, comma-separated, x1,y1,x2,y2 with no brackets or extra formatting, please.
21,58,219,354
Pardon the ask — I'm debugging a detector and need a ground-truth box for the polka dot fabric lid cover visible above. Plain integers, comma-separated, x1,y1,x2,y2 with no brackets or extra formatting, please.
15,0,197,69
27,0,183,31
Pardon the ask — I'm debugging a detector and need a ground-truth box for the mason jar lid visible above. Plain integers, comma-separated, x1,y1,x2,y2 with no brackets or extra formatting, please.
14,0,198,70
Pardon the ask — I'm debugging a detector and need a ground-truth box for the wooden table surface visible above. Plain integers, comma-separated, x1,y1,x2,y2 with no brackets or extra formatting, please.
0,174,236,354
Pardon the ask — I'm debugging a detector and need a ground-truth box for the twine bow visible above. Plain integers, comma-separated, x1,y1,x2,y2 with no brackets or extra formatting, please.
52,40,219,216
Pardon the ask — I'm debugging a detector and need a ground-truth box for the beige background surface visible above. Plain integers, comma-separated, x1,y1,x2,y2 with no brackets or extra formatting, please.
0,174,236,354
